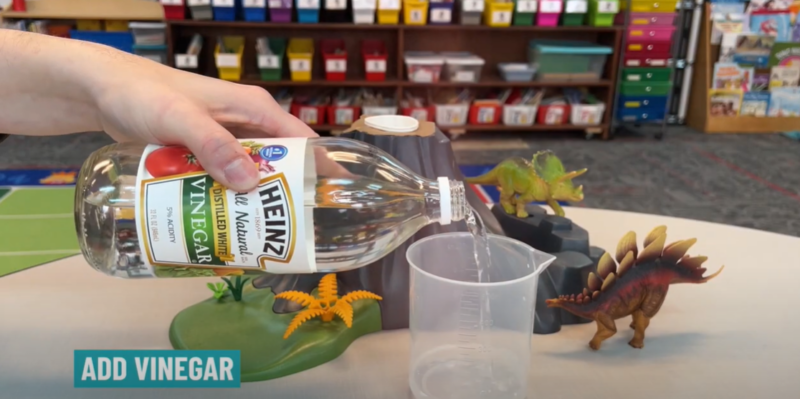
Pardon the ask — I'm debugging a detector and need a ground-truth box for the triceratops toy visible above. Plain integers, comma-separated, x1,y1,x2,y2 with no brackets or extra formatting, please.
546,226,724,351
464,150,586,218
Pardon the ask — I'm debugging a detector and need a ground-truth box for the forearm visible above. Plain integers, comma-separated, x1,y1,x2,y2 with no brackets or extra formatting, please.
0,30,155,136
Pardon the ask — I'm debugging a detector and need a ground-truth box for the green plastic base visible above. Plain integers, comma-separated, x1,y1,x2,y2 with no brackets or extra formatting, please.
561,13,585,26
588,12,614,26
169,285,383,382
513,12,534,25
260,68,283,81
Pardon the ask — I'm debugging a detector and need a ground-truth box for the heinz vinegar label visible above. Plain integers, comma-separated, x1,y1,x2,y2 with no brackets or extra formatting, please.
134,138,317,276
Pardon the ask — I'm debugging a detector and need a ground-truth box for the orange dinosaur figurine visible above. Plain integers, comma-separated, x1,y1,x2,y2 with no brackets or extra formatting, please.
546,226,724,351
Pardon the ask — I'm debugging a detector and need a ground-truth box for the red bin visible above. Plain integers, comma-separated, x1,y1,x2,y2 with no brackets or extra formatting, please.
537,104,570,125
321,39,347,81
291,104,327,125
362,40,388,82
327,106,361,126
468,103,501,125
163,4,186,20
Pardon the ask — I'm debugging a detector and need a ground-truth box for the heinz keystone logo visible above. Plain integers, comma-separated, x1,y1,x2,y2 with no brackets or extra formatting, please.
259,145,288,162
74,350,240,388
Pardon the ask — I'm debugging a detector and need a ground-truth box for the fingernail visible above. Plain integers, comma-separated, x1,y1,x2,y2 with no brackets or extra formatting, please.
224,156,258,191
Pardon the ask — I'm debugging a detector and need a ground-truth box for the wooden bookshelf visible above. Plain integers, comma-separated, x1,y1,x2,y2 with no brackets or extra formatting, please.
0,0,164,21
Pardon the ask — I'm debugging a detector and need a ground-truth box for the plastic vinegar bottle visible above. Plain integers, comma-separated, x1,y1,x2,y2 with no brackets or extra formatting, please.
74,136,469,279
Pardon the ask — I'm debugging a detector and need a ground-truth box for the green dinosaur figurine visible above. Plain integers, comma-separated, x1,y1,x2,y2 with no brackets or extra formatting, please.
464,151,587,218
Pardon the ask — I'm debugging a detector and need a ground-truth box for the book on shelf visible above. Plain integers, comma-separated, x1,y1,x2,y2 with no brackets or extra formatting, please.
713,62,754,90
740,91,770,116
753,72,772,91
709,89,744,116
749,10,793,42
767,87,800,116
732,34,777,68
768,42,800,67
711,15,745,45
769,65,800,88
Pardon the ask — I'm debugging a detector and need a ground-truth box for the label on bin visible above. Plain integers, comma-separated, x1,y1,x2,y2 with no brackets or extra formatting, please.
161,0,183,5
216,54,239,68
244,0,266,6
354,0,376,8
409,9,425,22
290,59,311,72
462,0,483,11
379,0,400,10
477,107,495,123
516,0,537,13
298,0,320,8
565,0,587,13
366,59,387,72
431,8,451,22
175,54,198,69
335,109,354,125
326,59,347,72
213,0,234,6
258,55,280,69
491,10,511,24
454,70,475,82
326,0,347,9
299,107,318,124
269,0,283,6
188,0,210,4
539,0,562,13
598,0,618,12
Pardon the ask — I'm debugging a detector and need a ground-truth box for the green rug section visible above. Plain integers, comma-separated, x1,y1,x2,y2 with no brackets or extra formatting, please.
0,187,79,277
170,285,383,382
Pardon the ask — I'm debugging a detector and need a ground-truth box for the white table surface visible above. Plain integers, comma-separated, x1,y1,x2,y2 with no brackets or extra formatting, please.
1,207,799,399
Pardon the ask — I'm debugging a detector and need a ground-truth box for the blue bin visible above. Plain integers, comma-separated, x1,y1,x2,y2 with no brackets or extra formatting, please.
243,6,267,21
69,31,134,53
214,0,242,20
296,0,320,23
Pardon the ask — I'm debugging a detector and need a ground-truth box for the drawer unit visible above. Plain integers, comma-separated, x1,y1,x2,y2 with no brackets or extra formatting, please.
626,41,672,53
619,95,668,110
620,81,672,96
627,26,676,42
624,52,671,67
622,0,678,12
617,107,666,122
622,67,672,82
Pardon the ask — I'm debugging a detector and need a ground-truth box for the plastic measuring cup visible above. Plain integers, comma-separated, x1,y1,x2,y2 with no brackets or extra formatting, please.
407,232,556,399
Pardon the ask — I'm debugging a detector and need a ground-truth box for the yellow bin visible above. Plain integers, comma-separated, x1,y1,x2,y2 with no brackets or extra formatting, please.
403,0,429,24
104,20,129,32
484,0,514,27
215,36,245,81
378,0,401,23
288,38,314,82
76,19,103,31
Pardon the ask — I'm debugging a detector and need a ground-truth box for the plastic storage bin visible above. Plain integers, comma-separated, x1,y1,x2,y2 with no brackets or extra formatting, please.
627,26,676,42
353,0,377,23
402,105,436,121
619,95,668,110
243,0,267,21
622,67,671,82
459,0,483,24
570,102,605,124
105,20,129,32
76,20,103,31
362,106,398,116
129,22,166,46
404,0,429,24
377,0,401,23
484,0,514,26
404,52,445,83
269,0,293,21
617,107,665,122
503,104,538,125
498,63,536,81
435,104,470,126
588,0,617,26
624,52,670,67
328,106,361,125
321,0,350,23
288,38,314,81
512,0,536,25
468,102,502,124
529,39,612,81
536,0,563,26
162,2,187,20
257,37,286,81
429,0,454,24
297,0,321,22
69,30,134,53
188,0,214,19
133,44,168,64
620,81,672,96
537,103,570,124
215,36,244,81
624,0,677,12
291,104,327,124
625,11,676,25
443,52,485,82
561,0,587,25
362,40,388,81
212,0,239,20
321,39,347,81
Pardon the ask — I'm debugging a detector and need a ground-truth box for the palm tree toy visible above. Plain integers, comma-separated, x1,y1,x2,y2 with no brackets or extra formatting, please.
275,273,383,339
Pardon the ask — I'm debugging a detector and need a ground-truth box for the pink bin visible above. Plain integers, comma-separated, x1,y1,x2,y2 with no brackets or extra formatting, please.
627,26,676,42
536,0,562,26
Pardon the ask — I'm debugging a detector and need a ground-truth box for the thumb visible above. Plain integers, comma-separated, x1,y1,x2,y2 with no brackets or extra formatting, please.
159,103,259,192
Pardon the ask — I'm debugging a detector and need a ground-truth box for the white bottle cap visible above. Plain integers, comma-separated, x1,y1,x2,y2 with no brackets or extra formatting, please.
438,177,451,225
364,115,420,133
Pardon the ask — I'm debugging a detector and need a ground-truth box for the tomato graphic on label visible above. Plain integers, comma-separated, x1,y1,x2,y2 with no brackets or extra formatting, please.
145,146,204,177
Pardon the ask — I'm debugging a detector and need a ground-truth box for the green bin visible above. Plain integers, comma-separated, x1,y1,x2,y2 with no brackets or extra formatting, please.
561,0,586,26
528,39,613,81
620,82,672,96
258,37,287,81
622,67,672,82
588,0,618,27
512,0,535,25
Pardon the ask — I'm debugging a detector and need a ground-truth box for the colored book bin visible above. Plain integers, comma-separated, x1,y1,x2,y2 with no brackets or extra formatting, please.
429,0,455,25
288,38,314,81
259,38,287,81
296,0,321,22
561,0,587,25
512,0,535,26
243,2,268,21
321,39,348,81
536,0,562,26
362,40,388,81
588,0,618,26
269,0,293,22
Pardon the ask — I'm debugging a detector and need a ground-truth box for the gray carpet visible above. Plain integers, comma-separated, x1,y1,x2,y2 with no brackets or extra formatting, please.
2,128,798,237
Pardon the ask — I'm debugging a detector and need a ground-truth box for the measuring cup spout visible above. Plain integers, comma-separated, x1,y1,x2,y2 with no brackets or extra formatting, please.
531,250,557,277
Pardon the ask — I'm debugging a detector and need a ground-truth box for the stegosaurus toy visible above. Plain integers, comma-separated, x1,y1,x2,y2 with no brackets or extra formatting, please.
275,273,382,339
464,150,587,218
545,226,724,351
